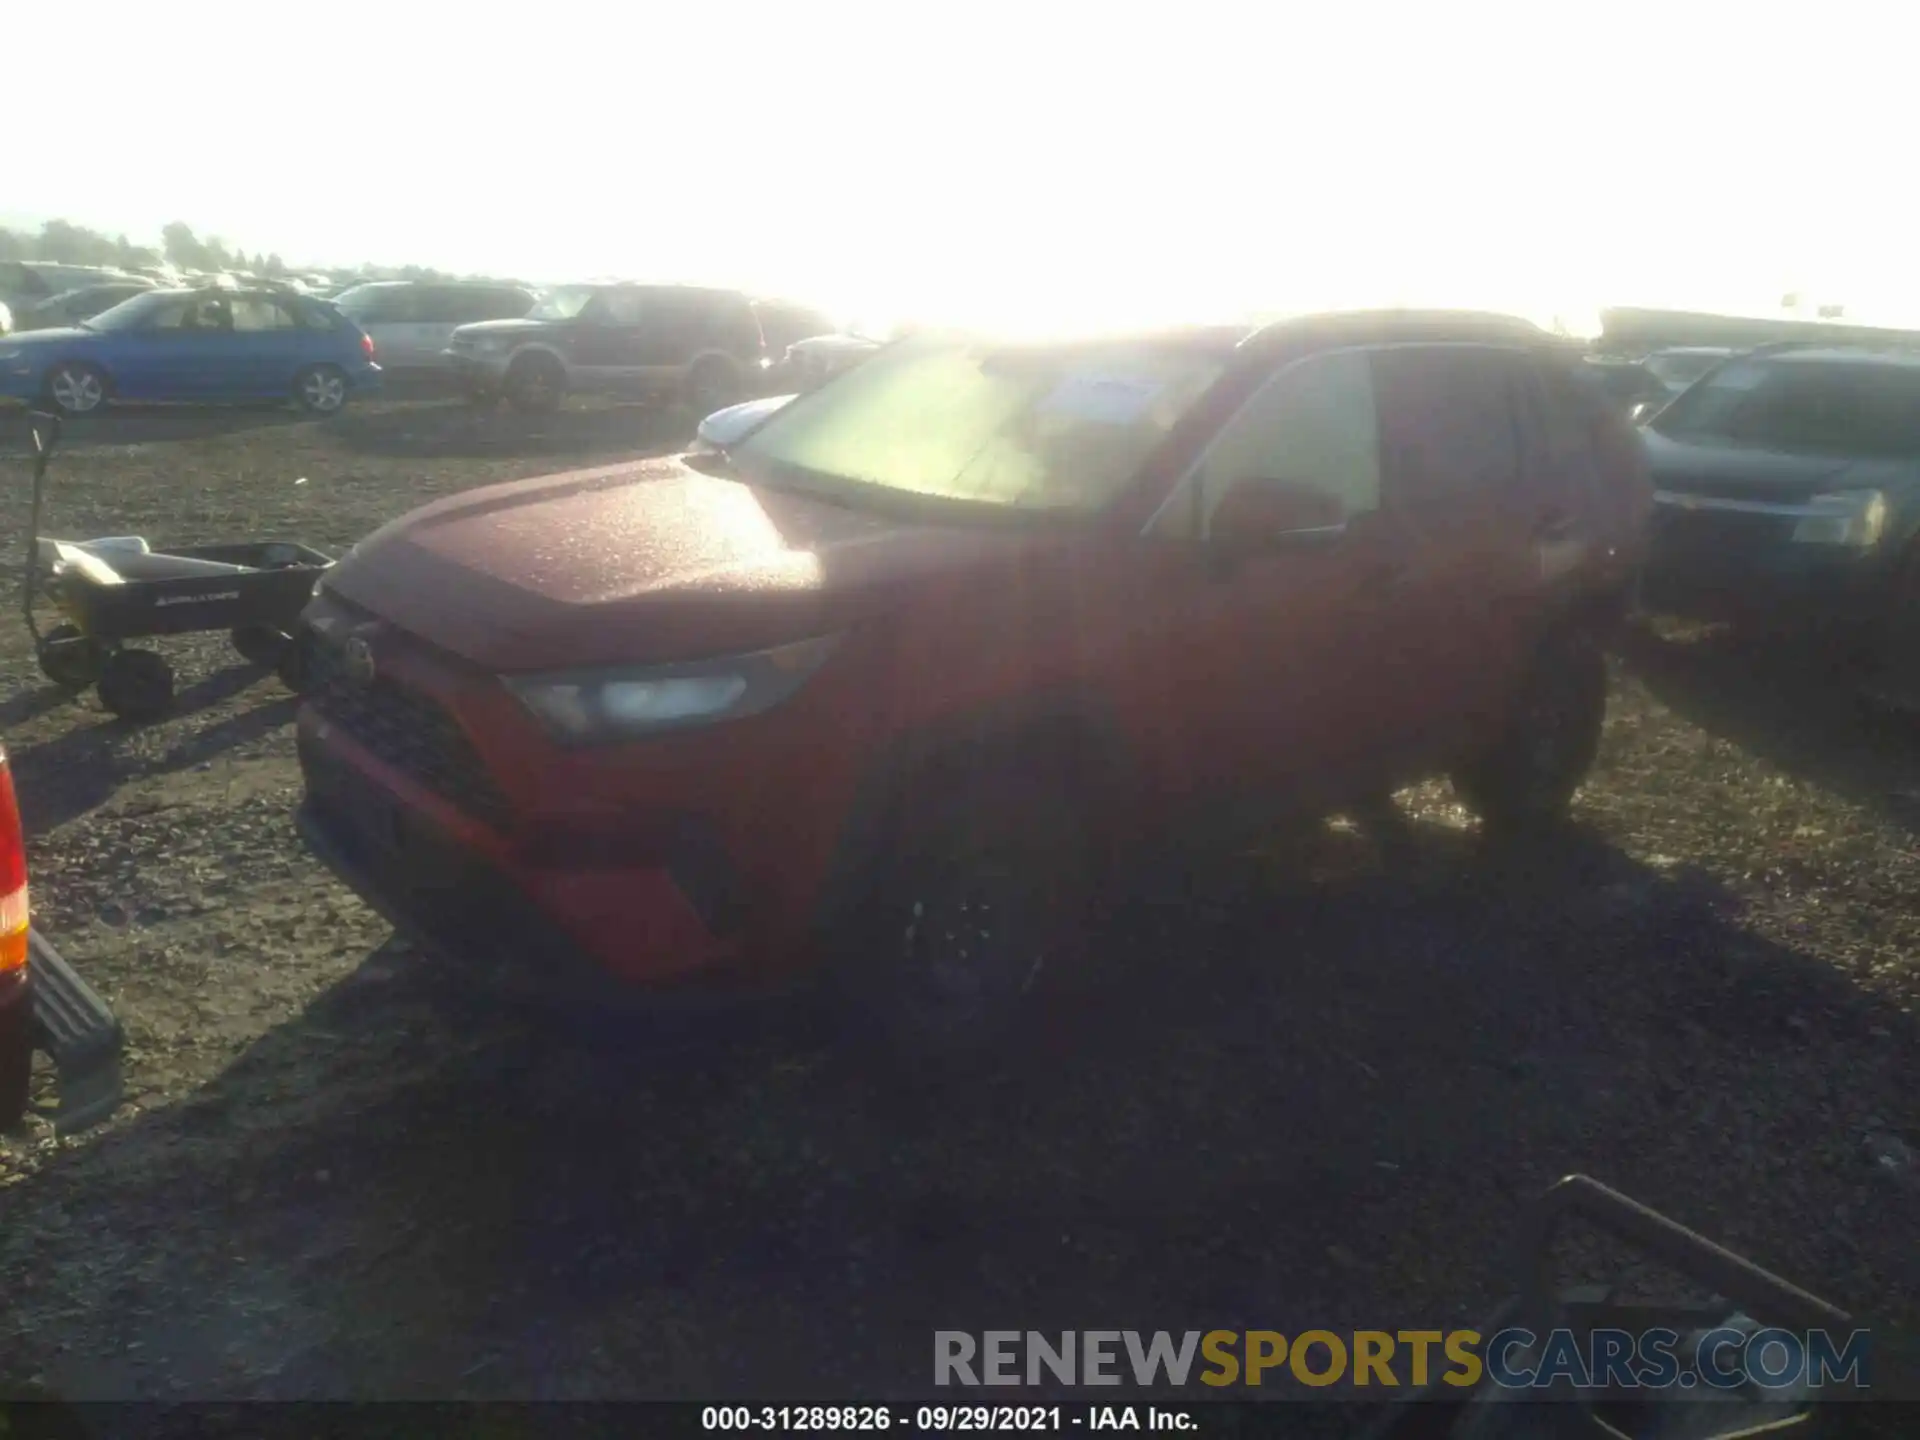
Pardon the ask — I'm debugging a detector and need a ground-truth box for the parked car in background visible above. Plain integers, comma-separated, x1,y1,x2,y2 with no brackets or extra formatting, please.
11,281,156,333
1583,354,1657,412
769,332,883,392
751,300,839,356
294,311,1649,1065
1627,346,1739,423
0,261,144,314
1637,345,1920,675
0,286,382,415
446,282,810,414
332,281,538,373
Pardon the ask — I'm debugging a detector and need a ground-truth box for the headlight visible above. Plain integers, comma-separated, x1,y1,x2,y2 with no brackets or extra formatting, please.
1792,490,1887,548
504,633,842,744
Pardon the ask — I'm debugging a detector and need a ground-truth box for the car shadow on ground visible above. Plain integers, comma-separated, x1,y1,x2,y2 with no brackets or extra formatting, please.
327,399,693,462
3,812,1914,1405
1617,621,1920,834
4,668,295,832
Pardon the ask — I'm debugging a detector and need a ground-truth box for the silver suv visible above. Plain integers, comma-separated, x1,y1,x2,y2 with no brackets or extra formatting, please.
331,281,536,373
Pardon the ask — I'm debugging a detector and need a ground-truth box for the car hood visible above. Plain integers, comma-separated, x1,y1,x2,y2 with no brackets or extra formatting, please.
321,456,1039,672
1641,428,1918,500
450,318,553,340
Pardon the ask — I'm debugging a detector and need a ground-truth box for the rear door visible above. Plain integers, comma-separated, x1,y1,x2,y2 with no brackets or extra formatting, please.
1359,343,1542,770
226,294,308,396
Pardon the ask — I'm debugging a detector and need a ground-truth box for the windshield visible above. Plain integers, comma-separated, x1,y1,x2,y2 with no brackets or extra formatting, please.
1651,357,1920,459
527,286,600,321
733,333,1228,515
80,290,177,331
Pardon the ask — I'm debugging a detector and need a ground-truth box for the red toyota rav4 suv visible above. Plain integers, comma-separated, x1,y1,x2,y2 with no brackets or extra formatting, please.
293,311,1651,1060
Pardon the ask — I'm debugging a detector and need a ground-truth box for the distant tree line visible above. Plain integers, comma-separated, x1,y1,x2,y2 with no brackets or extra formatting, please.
0,216,502,286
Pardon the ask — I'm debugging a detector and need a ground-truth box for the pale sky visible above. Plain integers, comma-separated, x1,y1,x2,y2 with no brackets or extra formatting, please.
15,0,1915,333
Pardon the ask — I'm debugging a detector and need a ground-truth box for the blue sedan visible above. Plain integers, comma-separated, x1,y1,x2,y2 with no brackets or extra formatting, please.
0,287,383,416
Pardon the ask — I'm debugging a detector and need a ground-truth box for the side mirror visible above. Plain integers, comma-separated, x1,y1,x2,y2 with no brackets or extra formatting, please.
1208,479,1347,552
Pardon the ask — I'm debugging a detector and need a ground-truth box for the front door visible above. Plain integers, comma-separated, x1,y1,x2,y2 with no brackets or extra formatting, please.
569,288,650,393
1127,348,1396,812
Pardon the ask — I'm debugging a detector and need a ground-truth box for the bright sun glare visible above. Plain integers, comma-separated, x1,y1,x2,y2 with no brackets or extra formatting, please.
13,0,1912,334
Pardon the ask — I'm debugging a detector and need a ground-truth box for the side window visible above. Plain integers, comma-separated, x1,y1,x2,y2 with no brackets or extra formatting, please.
230,297,297,332
480,287,533,321
294,301,340,332
1369,346,1522,509
1184,350,1381,540
597,289,649,326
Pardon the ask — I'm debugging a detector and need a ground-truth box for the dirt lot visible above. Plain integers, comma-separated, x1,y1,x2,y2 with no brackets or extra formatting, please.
0,396,1915,1416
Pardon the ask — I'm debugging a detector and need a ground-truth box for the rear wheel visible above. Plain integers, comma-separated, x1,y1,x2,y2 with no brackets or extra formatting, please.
45,362,107,416
505,353,565,414
1454,630,1608,838
682,356,741,417
294,364,349,415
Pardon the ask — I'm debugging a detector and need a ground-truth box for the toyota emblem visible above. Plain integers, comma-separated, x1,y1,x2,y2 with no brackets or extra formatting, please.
342,635,377,686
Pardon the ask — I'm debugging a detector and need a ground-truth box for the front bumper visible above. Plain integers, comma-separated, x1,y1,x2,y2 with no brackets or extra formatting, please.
295,720,766,1019
1639,496,1892,625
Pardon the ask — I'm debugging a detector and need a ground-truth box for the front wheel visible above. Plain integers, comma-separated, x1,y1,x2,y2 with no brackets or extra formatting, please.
828,771,1094,1074
1454,631,1608,837
97,649,176,723
505,353,565,414
45,362,108,416
294,364,349,415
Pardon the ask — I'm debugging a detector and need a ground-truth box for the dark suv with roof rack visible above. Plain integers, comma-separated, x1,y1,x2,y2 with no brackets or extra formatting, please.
294,310,1650,1067
445,282,832,415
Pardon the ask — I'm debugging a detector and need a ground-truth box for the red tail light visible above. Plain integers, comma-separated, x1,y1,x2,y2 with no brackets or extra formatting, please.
0,747,27,976
362,331,377,360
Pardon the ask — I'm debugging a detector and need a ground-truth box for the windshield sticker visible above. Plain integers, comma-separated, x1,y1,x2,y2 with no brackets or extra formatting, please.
1036,373,1165,425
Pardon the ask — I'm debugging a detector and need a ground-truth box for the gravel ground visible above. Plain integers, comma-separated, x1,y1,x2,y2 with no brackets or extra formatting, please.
0,398,1914,1421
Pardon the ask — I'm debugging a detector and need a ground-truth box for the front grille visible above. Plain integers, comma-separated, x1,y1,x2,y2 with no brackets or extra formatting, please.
306,631,511,829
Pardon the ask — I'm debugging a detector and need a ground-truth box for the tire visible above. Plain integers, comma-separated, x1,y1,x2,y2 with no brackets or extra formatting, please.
827,763,1095,1074
294,364,349,415
97,649,175,723
277,626,317,693
0,1011,29,1132
36,625,107,690
44,362,107,416
1454,630,1608,837
505,353,565,414
682,356,741,417
231,625,291,668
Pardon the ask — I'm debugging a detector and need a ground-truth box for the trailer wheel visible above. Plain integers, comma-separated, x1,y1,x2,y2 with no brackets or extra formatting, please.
36,625,107,690
277,627,317,693
97,649,175,723
230,625,291,668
